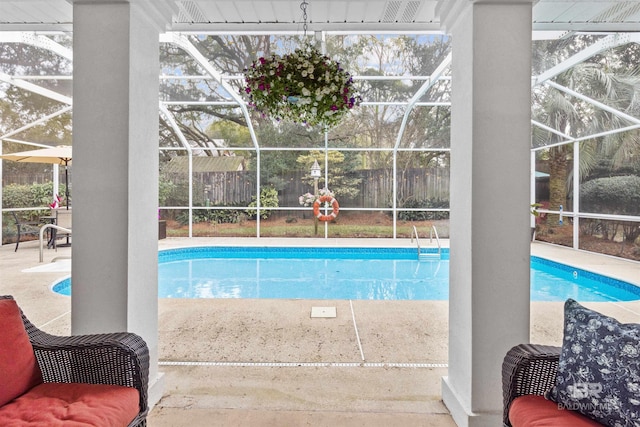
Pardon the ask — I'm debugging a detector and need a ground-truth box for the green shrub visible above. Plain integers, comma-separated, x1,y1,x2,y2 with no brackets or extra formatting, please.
158,176,176,206
580,175,640,215
2,184,32,208
176,210,211,226
175,206,246,226
2,182,63,243
2,182,64,209
209,208,245,224
580,176,640,242
2,183,62,226
396,198,450,221
246,187,279,220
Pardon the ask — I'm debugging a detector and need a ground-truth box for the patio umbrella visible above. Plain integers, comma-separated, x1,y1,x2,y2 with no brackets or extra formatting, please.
0,145,72,209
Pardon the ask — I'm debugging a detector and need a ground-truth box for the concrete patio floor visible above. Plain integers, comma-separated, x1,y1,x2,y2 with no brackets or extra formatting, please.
1,237,638,426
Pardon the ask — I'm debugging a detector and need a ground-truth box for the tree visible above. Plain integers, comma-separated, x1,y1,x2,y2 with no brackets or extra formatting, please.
532,35,640,222
332,35,451,171
207,120,252,147
296,150,362,200
160,34,282,153
0,37,73,174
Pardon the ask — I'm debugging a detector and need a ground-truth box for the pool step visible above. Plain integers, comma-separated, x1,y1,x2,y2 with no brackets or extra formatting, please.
418,252,440,261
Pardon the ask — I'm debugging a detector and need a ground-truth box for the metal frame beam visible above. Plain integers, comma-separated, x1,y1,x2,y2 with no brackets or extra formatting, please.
158,33,259,152
391,51,452,237
533,33,640,87
0,72,72,105
0,31,72,60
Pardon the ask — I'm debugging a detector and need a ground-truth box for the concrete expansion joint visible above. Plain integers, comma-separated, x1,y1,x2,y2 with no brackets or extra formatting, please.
159,361,448,368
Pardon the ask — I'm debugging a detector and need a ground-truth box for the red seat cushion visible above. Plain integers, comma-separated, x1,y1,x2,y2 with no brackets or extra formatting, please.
509,395,603,426
0,382,140,426
0,299,43,406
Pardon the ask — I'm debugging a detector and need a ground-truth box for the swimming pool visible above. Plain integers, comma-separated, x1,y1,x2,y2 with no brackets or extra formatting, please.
52,246,640,302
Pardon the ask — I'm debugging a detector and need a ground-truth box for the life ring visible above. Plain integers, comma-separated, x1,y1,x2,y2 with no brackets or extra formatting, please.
313,195,339,222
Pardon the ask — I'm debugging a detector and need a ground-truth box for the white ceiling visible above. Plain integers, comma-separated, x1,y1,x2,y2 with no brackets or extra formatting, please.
1,0,640,33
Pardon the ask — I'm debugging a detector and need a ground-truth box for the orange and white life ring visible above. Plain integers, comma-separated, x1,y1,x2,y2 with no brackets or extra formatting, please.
313,195,339,222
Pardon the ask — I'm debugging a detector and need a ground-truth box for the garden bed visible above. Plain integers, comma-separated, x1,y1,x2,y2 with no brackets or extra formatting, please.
535,223,640,261
165,212,450,240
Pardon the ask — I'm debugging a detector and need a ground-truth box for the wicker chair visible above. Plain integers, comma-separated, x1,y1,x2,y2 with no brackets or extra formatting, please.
1,295,149,426
502,343,561,427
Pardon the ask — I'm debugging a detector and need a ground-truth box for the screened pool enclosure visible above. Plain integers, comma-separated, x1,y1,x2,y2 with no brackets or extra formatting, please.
1,29,640,253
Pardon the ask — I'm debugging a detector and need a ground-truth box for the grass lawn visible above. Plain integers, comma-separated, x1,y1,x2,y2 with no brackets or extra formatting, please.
166,212,450,240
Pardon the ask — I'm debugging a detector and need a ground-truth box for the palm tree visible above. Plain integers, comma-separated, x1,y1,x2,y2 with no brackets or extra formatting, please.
533,59,640,224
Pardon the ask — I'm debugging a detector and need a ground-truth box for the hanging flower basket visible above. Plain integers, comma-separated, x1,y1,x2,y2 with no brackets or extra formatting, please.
241,45,361,128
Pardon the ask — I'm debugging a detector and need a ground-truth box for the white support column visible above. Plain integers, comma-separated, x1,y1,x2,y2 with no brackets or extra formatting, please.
71,0,174,408
573,141,580,249
53,164,60,206
437,1,533,426
531,152,536,233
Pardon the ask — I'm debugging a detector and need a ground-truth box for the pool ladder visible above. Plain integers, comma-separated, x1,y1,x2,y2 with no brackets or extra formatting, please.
411,225,441,261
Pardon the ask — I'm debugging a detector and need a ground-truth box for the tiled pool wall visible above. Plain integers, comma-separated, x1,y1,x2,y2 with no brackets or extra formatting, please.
532,255,639,296
158,246,449,263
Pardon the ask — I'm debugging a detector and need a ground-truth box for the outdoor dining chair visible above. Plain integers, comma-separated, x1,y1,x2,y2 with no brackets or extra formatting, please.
10,211,42,252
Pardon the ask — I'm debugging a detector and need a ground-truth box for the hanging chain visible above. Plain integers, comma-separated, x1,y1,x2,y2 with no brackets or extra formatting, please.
300,0,309,37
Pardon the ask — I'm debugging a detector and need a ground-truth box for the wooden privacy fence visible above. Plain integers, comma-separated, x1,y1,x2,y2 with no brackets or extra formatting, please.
162,166,450,208
203,171,253,204
3,172,67,186
352,168,450,208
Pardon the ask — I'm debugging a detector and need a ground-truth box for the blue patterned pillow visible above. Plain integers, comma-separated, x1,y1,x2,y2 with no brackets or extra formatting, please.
547,299,640,426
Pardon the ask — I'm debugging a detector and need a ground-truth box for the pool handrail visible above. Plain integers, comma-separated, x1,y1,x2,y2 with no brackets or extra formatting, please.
39,224,72,263
430,225,442,255
412,225,441,260
411,225,422,257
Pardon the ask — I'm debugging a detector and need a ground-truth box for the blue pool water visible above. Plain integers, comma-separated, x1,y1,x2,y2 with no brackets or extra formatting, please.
52,246,640,302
